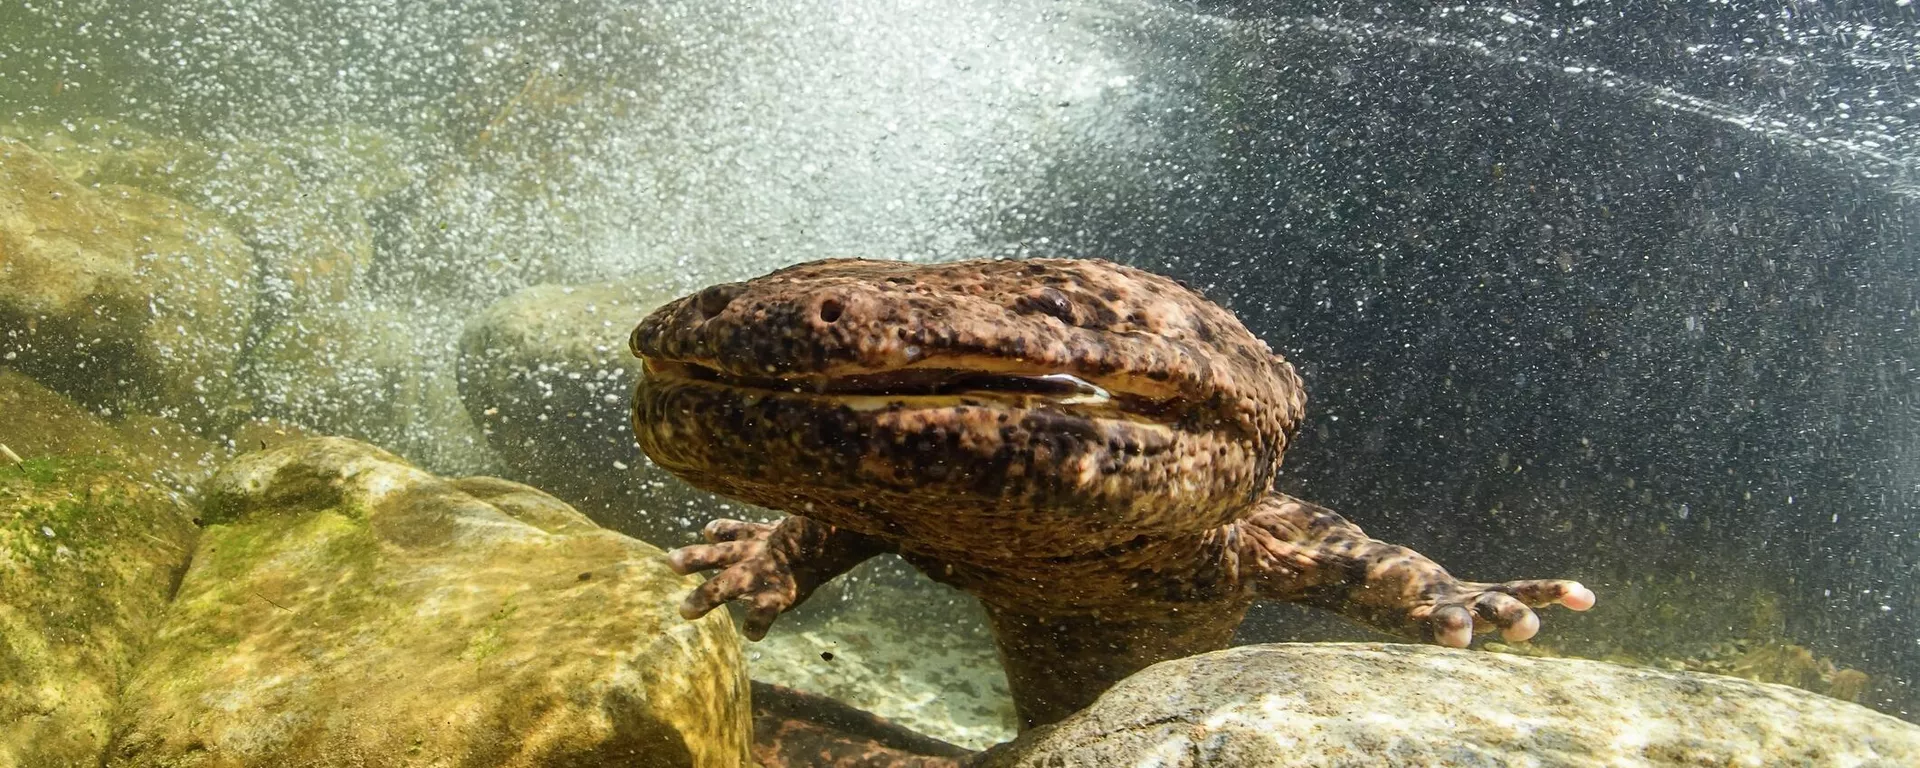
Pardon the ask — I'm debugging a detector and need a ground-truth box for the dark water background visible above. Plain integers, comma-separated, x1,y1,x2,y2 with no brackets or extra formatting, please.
1021,0,1920,716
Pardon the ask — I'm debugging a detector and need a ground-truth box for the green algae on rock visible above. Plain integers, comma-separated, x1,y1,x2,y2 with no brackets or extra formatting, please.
110,437,751,768
0,137,255,432
0,373,202,768
979,643,1920,767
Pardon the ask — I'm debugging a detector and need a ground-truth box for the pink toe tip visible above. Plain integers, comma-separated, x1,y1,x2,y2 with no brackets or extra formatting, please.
1502,612,1541,642
1562,584,1596,611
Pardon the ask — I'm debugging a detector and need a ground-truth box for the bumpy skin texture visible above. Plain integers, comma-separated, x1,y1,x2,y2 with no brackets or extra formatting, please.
632,257,1594,732
631,257,1303,558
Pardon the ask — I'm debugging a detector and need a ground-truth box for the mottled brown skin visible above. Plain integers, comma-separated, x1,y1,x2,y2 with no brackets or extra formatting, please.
631,257,1594,731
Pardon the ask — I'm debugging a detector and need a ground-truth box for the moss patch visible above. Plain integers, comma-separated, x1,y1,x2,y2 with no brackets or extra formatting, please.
4,455,125,486
0,444,197,767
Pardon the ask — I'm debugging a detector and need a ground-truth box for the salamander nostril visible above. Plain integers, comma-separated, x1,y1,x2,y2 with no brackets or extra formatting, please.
818,298,845,324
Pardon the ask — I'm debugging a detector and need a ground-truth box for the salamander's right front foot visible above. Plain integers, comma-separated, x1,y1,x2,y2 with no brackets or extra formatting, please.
667,515,888,640
667,518,811,640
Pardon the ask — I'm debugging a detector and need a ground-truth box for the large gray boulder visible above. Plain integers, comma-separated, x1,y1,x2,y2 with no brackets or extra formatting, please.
109,437,751,768
458,279,715,546
980,643,1920,767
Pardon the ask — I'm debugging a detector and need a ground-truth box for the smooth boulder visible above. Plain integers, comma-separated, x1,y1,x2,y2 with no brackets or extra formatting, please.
109,437,751,768
980,642,1920,767
0,138,254,431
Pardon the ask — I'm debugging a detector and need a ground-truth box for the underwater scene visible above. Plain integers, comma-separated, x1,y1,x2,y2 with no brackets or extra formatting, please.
3,0,1918,765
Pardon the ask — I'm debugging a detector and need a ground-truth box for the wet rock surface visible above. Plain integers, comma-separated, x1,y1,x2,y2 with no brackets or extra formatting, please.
745,561,1015,750
109,437,751,768
0,138,254,431
0,373,205,768
980,642,1920,767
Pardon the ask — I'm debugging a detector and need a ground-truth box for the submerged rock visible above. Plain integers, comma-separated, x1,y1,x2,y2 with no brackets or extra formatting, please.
980,643,1920,767
459,279,706,544
7,120,404,312
0,372,204,767
0,137,254,431
109,437,751,768
244,303,497,475
3,121,495,474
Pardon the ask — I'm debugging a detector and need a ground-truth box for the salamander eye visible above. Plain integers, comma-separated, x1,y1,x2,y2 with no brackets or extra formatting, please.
1015,287,1076,324
695,282,745,320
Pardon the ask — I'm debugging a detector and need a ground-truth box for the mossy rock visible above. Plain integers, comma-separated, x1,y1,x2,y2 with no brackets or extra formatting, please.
0,373,203,768
109,437,751,768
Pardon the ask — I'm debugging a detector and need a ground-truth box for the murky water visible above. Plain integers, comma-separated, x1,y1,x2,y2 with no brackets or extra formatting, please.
3,0,1917,761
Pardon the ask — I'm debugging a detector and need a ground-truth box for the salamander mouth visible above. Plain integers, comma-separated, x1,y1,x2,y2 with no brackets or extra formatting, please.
642,359,1184,419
